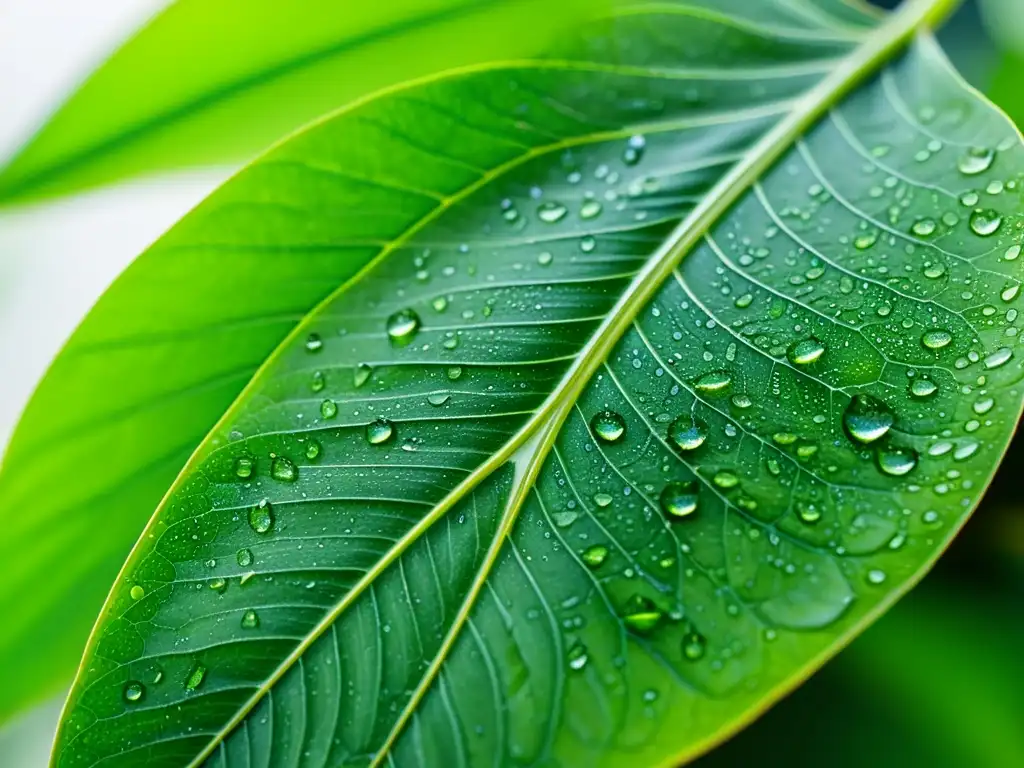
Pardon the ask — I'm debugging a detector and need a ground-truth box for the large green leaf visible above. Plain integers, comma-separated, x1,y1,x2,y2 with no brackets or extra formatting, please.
0,0,587,204
46,0,1024,765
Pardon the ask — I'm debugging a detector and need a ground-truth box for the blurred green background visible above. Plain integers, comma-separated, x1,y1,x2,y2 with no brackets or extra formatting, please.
0,0,1021,765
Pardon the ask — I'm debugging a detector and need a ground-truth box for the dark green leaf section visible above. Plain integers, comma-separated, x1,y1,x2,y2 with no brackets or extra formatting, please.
51,1,1024,767
0,0,590,204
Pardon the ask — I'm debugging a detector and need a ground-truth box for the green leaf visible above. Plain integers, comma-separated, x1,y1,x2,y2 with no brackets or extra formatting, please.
0,0,589,205
42,0,1024,765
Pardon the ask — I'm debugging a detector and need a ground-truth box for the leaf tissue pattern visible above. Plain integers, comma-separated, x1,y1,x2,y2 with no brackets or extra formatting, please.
53,1,1024,766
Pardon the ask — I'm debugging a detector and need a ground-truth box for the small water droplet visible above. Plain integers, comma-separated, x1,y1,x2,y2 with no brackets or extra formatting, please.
568,643,589,671
731,394,752,409
877,446,918,477
447,366,463,381
1005,245,1021,261
788,337,825,365
124,681,144,702
866,569,887,585
682,632,706,661
957,146,995,176
581,544,609,569
713,471,739,489
237,548,253,567
659,481,699,519
366,418,395,445
427,392,450,407
843,394,894,444
354,363,373,388
537,251,553,266
305,333,323,353
386,309,421,345
911,218,937,237
209,577,226,593
305,442,321,461
129,585,145,601
797,502,821,524
234,457,254,479
580,200,602,220
694,370,731,393
320,399,338,419
311,371,325,392
591,410,626,443
668,415,708,451
623,595,662,634
623,134,645,165
249,499,274,534
593,492,613,508
580,235,596,253
184,664,207,692
271,456,297,482
241,609,259,629
910,379,938,398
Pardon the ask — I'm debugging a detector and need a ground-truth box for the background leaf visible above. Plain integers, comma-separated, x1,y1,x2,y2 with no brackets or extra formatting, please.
0,0,592,205
48,0,1024,766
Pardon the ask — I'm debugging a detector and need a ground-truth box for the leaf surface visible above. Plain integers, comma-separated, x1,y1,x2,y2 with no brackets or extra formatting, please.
0,0,587,204
50,0,1024,766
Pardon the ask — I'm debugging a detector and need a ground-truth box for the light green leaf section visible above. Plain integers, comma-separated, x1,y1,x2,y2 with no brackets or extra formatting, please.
0,0,588,204
49,0,1024,766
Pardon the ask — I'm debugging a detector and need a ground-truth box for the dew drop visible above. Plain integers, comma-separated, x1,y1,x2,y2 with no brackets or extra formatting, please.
537,251,553,266
984,347,1013,369
354,363,373,388
447,365,463,381
591,410,626,443
271,456,297,482
866,569,887,585
248,499,274,534
581,544,609,569
124,681,144,703
731,394,753,409
310,371,325,392
843,394,894,444
623,595,662,634
427,392,450,407
624,134,645,165
682,632,706,661
911,218,937,237
788,337,825,365
184,664,207,692
659,481,699,519
921,328,952,350
304,333,323,353
234,457,255,479
537,201,568,223
568,643,589,671
129,585,145,601
877,446,918,477
209,577,226,593
241,609,259,629
713,471,739,489
668,415,708,452
1005,245,1021,261
694,370,731,393
969,209,1003,237
957,146,995,176
366,418,395,445
237,548,253,567
386,309,421,345
797,502,821,524
593,492,613,508
305,442,321,461
580,200,602,220
320,399,338,419
910,378,938,398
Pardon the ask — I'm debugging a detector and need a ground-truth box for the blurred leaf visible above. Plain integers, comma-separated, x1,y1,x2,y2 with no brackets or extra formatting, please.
29,0,1024,764
0,0,591,205
989,52,1024,131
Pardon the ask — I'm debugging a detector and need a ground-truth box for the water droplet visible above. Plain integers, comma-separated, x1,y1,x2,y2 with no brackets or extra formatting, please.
960,191,980,207
593,492,613,508
568,643,589,671
866,569,887,585
305,442,321,461
591,410,626,443
129,585,145,601
984,347,1013,369
731,394,752,409
957,147,995,176
366,418,395,445
209,577,226,593
354,363,373,388
694,370,731,393
431,296,448,313
623,595,662,634
537,201,568,223
797,502,821,524
304,333,323,353
1005,245,1021,261
668,415,708,451
911,218,937,237
237,548,253,567
713,471,739,489
921,329,952,350
623,134,645,165
184,664,206,692
427,392,450,407
311,371,325,392
580,236,596,253
788,338,825,365
386,309,421,345
877,446,918,477
734,293,754,309
234,457,254,479
843,394,894,444
447,366,463,381
581,544,609,569
537,252,553,266
271,456,297,482
241,609,259,629
659,481,699,519
854,231,878,250
682,632,706,661
320,399,338,419
580,200,602,220
969,209,1003,237
910,379,938,398
124,681,144,703
248,499,274,534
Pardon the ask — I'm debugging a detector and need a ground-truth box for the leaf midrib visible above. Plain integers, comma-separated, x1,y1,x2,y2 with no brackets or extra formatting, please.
54,0,955,764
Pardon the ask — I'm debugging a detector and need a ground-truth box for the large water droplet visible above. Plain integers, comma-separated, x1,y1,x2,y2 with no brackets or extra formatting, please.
249,499,274,534
668,415,708,452
591,410,626,443
877,446,918,476
581,544,608,569
843,394,894,444
366,418,395,445
957,146,995,176
622,595,662,634
124,681,144,702
788,337,825,365
386,309,421,345
130,585,145,601
270,455,297,482
984,347,1013,369
659,481,699,519
969,209,1003,237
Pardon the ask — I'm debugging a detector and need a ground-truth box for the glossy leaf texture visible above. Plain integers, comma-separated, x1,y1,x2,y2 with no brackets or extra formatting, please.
51,0,1024,766
0,0,590,204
